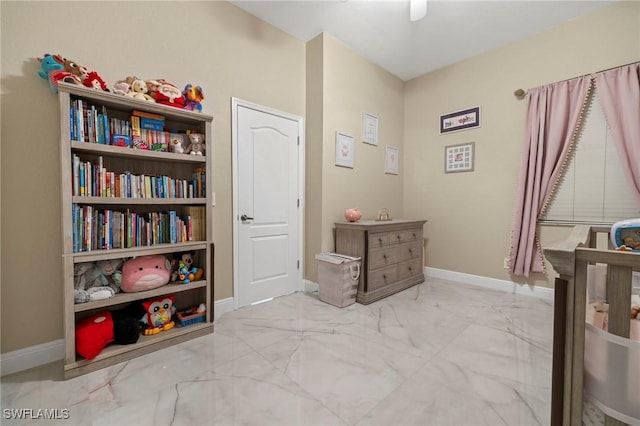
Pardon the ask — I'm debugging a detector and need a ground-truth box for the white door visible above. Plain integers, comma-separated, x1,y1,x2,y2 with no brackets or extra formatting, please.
232,99,303,307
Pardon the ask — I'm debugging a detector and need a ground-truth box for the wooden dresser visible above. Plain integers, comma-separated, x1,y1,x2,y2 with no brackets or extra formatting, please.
335,219,427,304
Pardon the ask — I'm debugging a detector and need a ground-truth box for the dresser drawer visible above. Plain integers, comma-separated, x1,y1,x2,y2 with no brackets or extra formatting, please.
391,228,422,245
397,242,422,262
398,259,422,280
369,232,390,249
369,246,398,270
368,265,398,291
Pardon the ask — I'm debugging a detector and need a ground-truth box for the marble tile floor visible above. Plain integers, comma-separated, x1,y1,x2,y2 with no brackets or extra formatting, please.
2,277,577,426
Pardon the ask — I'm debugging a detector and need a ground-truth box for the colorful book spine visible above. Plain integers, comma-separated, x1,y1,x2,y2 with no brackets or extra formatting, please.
139,117,164,131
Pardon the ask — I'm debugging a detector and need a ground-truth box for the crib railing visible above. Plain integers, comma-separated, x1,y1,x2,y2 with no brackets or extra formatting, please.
544,225,639,426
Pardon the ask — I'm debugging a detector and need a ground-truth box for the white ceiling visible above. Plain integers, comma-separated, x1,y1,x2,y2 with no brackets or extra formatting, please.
230,0,617,81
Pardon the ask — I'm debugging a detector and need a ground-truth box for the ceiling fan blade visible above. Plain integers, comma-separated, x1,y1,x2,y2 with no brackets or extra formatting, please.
410,0,427,21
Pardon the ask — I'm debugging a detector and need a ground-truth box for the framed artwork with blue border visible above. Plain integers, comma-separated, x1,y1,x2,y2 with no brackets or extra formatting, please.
440,106,480,134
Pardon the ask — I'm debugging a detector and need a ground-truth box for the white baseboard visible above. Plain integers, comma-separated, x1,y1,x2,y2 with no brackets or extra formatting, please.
213,297,234,319
1,339,65,377
303,279,319,293
425,267,554,301
304,270,553,301
1,297,237,377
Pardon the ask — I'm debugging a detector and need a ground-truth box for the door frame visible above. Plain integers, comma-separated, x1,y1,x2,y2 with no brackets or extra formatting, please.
231,97,305,309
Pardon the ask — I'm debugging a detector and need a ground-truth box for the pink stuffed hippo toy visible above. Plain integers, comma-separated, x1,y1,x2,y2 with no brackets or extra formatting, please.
121,255,171,293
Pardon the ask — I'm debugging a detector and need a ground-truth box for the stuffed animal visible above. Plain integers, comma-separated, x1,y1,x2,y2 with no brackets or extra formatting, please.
145,79,165,98
54,54,88,83
112,78,132,96
140,295,176,335
170,251,203,282
153,81,186,108
121,255,171,292
75,309,140,360
126,79,155,102
37,54,72,93
74,259,123,304
183,84,204,112
82,71,109,91
185,132,205,156
169,134,186,154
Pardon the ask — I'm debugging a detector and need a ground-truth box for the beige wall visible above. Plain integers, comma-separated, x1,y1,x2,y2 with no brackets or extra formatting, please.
304,36,325,282
304,34,405,282
1,1,638,357
404,1,640,288
0,1,305,353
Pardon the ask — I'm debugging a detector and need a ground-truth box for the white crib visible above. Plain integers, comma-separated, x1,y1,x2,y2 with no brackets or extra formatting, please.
544,225,640,426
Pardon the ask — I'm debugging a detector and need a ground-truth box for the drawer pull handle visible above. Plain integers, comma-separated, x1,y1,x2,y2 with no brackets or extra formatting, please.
397,235,401,240
409,248,413,254
383,274,387,280
413,233,416,238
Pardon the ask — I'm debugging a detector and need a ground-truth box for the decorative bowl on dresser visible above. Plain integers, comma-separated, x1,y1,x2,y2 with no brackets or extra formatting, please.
334,219,427,304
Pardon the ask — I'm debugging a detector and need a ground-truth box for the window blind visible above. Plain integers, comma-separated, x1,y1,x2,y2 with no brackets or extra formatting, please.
541,91,640,224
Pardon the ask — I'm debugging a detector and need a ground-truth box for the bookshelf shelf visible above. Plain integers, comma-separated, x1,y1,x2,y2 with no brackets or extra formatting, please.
70,141,207,163
71,241,208,262
72,196,207,205
64,322,213,378
58,82,214,379
74,280,207,312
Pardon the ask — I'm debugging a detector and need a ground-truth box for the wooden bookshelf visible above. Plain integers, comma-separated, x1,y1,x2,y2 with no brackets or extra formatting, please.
57,82,214,379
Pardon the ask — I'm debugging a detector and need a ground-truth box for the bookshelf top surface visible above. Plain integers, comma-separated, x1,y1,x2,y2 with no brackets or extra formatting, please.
58,82,213,123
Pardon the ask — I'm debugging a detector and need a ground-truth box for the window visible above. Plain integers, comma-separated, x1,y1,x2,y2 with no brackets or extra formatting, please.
541,91,640,224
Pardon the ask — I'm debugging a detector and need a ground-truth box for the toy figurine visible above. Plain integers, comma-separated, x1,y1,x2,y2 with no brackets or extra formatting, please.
183,84,204,112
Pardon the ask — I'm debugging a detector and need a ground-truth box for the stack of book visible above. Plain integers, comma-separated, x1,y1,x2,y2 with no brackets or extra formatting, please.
71,155,202,199
131,110,168,151
70,99,110,144
71,205,194,252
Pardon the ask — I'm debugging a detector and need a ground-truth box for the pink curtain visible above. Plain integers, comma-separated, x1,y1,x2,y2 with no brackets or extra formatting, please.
595,63,640,203
508,76,592,277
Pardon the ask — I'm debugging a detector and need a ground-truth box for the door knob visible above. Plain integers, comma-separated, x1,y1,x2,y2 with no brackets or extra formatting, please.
240,214,254,221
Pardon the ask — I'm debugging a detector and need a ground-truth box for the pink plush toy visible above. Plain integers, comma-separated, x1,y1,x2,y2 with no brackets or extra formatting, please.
121,255,171,293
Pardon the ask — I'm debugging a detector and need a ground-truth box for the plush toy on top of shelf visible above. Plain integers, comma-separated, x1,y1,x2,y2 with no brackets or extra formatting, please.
183,84,204,112
153,81,186,108
127,78,156,102
37,53,110,94
74,259,123,304
82,71,109,91
37,53,82,93
112,78,132,96
54,54,88,83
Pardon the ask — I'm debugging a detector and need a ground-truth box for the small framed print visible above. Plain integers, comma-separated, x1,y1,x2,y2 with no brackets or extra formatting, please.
440,106,480,134
362,112,378,145
335,132,354,168
384,145,399,175
445,142,475,173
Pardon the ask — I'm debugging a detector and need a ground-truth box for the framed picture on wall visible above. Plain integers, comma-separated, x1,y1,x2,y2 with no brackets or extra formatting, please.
439,106,480,134
384,145,399,175
335,132,355,168
445,142,475,173
362,112,379,145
